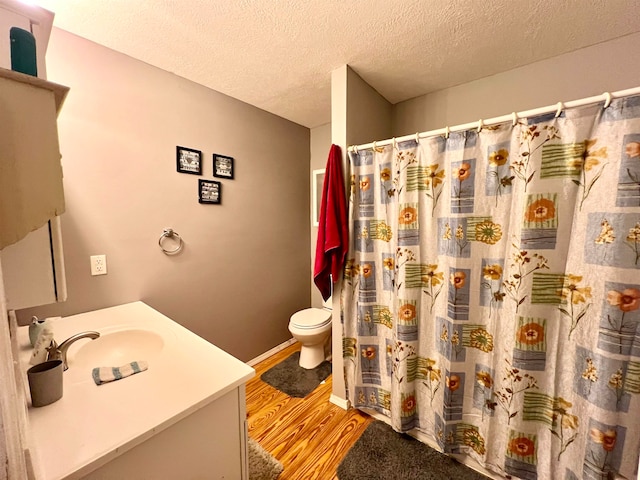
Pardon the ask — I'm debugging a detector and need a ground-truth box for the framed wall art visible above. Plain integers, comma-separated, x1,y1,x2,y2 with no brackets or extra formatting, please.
176,146,202,175
199,179,221,204
213,154,234,179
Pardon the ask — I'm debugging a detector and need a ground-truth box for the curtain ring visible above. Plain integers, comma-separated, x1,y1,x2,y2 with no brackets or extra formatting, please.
415,132,420,143
511,112,518,127
392,137,397,149
354,145,359,153
555,102,563,118
444,126,450,139
158,228,183,255
603,92,612,108
477,119,484,133
372,141,377,151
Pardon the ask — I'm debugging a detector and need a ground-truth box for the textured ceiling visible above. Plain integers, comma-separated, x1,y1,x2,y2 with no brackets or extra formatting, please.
34,0,640,128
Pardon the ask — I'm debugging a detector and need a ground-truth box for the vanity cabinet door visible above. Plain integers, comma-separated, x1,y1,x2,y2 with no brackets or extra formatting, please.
81,387,248,479
0,218,66,310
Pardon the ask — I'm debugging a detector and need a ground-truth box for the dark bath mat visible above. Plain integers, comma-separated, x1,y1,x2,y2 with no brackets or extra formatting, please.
337,420,489,480
260,351,331,398
248,436,283,480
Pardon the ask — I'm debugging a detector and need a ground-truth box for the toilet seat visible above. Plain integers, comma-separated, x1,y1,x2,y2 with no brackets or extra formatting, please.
290,308,331,330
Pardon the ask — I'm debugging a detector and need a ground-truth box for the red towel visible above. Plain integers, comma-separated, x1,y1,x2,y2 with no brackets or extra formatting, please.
314,144,349,301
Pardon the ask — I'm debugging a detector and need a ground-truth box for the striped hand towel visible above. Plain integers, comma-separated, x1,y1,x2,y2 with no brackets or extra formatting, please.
92,361,148,385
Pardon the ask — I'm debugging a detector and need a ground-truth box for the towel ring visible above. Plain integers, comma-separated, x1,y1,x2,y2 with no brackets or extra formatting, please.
555,102,563,118
158,228,183,255
603,92,612,108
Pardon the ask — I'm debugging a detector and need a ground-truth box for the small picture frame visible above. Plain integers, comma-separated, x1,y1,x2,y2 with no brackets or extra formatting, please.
213,154,234,179
199,179,221,204
176,146,202,175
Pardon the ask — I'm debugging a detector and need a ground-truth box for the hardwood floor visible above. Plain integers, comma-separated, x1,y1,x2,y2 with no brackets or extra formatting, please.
246,342,373,480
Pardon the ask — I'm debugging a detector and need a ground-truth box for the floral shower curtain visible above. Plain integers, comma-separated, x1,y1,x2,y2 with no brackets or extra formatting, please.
342,95,640,480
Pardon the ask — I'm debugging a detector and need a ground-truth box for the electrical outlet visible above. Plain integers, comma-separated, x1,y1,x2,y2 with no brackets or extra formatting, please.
90,255,107,276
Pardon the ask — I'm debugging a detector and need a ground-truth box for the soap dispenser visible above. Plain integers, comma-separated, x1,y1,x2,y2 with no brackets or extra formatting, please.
28,316,50,347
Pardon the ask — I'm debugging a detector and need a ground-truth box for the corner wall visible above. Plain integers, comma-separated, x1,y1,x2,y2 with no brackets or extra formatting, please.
17,28,311,362
330,65,392,406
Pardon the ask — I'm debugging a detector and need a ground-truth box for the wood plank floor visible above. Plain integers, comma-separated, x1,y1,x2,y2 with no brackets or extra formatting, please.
246,342,373,480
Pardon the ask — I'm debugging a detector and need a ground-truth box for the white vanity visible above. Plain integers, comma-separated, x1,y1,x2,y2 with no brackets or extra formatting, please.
17,302,255,480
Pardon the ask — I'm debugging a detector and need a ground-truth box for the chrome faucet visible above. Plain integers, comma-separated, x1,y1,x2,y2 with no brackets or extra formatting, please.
46,331,101,370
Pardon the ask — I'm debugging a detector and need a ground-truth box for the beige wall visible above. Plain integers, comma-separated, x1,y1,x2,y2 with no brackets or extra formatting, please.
310,123,331,309
393,32,640,136
18,29,311,362
345,67,393,147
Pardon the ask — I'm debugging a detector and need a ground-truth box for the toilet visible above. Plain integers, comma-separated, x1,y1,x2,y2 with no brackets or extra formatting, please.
288,299,332,369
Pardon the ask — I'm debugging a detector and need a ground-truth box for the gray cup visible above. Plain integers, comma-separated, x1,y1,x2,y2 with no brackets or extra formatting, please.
27,360,63,407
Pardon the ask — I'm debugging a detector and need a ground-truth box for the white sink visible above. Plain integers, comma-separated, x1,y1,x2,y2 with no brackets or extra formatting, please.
69,329,165,368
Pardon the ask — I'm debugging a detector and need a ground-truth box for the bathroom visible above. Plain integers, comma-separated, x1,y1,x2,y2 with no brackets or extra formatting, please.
2,1,640,479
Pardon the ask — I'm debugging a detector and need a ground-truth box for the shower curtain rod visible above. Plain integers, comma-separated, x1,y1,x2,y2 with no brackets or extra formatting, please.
348,85,640,152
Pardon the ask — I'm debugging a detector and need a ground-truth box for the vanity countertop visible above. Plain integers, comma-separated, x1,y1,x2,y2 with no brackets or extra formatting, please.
17,301,255,480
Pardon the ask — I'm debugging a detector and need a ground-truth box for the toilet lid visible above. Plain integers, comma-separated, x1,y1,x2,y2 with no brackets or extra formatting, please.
291,308,332,329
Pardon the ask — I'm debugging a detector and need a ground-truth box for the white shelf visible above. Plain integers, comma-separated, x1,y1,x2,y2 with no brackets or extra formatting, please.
0,67,69,113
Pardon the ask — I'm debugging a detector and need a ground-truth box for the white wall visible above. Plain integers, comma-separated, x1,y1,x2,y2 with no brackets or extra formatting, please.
393,32,640,136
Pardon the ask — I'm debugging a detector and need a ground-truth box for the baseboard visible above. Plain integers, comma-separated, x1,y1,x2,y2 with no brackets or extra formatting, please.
247,338,297,366
329,394,350,410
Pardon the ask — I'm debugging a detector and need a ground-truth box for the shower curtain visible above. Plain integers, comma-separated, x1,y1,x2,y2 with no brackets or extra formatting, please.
342,96,640,480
